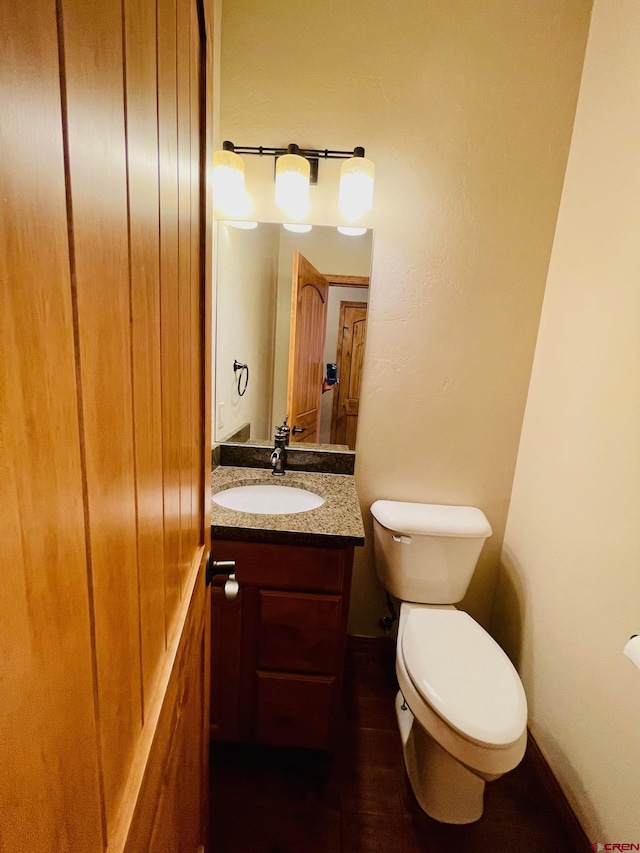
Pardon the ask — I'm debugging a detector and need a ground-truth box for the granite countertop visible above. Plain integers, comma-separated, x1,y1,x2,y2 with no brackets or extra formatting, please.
210,466,365,548
233,439,350,452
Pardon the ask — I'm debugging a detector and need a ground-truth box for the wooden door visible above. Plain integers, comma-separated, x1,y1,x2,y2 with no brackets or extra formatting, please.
331,302,368,450
0,0,214,850
287,252,329,443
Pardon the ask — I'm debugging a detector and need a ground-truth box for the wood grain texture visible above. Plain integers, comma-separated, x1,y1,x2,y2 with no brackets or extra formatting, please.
287,252,329,443
324,274,370,289
107,1,213,846
211,539,345,592
2,0,213,847
210,586,243,741
124,0,167,714
210,540,354,750
190,0,204,555
258,591,342,674
0,2,104,849
158,0,182,636
256,672,335,749
119,554,207,853
177,0,193,595
60,0,142,831
198,1,214,843
331,302,367,450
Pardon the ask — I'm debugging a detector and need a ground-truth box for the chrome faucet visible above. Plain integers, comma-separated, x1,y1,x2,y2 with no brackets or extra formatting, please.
270,420,288,476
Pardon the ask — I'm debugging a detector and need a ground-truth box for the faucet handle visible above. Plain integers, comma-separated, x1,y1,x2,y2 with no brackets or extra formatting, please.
275,417,290,445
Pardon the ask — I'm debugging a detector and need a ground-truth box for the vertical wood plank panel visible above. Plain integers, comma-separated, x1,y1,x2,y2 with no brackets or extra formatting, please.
190,0,203,547
177,0,193,592
196,2,212,845
119,558,207,853
124,0,167,712
0,1,104,849
158,0,182,633
60,0,143,831
200,0,213,561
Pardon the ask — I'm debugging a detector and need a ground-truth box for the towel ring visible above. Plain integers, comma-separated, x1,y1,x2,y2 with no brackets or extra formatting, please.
233,360,249,396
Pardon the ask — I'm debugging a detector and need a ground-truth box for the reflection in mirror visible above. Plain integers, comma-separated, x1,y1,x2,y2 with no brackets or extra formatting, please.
215,222,373,449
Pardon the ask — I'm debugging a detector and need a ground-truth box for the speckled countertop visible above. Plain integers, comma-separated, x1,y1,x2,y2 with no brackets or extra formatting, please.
210,466,365,548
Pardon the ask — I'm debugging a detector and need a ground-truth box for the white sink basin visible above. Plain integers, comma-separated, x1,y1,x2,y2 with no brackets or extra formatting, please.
212,484,325,515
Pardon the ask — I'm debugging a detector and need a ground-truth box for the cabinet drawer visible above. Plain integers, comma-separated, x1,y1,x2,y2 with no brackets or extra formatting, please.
255,672,335,749
258,591,341,674
212,540,344,592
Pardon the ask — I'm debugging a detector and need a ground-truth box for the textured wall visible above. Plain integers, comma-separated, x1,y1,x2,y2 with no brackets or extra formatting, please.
215,222,279,440
497,0,640,839
219,0,592,633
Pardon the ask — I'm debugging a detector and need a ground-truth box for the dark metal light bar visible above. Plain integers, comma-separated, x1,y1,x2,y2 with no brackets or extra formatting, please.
223,141,366,161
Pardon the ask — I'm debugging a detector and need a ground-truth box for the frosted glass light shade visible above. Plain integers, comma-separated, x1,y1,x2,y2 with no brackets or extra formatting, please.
213,147,247,217
283,223,312,233
337,226,367,236
339,154,375,221
275,153,310,219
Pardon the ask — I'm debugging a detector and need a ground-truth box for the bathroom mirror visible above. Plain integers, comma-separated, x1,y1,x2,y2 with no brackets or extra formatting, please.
214,221,373,449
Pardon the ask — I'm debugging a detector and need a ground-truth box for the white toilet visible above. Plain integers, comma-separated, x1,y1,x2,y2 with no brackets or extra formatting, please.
371,499,528,825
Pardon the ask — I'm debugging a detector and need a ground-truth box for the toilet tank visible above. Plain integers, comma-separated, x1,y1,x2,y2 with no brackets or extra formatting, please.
370,500,492,604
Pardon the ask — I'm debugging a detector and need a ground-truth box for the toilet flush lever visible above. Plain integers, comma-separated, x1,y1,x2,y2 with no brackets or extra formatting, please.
393,535,412,545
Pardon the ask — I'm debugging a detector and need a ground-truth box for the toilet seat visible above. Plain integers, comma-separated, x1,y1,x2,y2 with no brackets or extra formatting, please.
401,607,527,748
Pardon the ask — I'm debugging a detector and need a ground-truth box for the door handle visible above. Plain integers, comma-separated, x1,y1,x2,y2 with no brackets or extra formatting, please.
206,553,238,588
205,554,240,601
292,426,305,435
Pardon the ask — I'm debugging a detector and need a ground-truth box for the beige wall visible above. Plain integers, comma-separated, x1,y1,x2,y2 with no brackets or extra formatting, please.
215,222,279,440
497,0,640,840
219,0,591,633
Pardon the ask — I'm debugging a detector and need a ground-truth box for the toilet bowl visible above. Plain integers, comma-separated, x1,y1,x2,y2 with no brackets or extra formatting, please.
395,602,527,823
370,499,528,824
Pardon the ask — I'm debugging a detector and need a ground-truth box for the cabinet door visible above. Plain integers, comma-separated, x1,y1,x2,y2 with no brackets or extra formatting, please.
258,590,342,673
256,672,336,749
210,585,244,741
212,539,345,592
209,540,355,750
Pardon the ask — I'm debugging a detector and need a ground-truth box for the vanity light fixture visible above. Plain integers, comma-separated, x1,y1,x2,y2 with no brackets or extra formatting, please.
212,141,375,221
337,226,367,236
338,147,375,221
275,144,310,219
212,141,250,217
283,223,312,233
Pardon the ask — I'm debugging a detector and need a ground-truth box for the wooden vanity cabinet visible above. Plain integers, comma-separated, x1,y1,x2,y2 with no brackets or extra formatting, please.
210,538,354,750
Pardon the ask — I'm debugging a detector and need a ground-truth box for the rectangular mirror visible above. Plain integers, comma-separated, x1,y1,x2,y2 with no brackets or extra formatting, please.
214,222,374,449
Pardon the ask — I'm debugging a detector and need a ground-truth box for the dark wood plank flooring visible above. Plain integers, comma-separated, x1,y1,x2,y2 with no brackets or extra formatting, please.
209,640,579,852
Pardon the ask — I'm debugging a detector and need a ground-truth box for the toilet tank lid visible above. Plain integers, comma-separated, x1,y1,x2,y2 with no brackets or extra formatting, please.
371,500,492,539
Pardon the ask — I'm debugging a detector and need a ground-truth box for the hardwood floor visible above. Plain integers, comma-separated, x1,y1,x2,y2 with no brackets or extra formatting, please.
210,639,579,852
